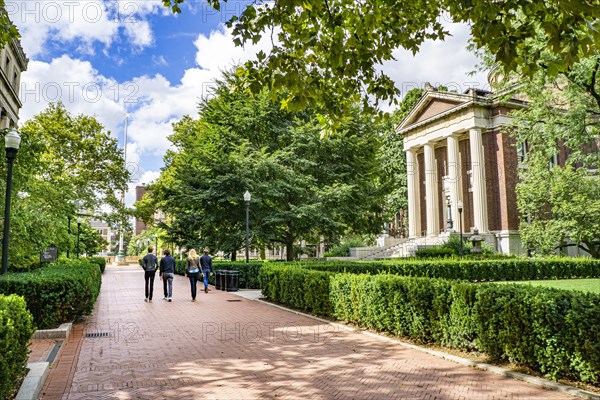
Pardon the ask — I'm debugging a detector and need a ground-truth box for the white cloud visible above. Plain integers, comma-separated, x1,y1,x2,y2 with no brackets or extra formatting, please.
6,0,163,57
194,25,274,71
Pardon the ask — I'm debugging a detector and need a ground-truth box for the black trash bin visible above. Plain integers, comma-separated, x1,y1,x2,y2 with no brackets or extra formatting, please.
219,270,229,291
215,270,222,290
225,270,239,292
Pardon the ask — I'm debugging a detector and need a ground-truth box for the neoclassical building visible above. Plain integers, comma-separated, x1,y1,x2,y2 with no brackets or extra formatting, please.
398,83,527,254
0,35,28,128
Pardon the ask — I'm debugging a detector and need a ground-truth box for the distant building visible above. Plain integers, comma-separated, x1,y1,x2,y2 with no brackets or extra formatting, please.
135,184,165,235
0,35,28,127
90,219,112,255
397,83,527,255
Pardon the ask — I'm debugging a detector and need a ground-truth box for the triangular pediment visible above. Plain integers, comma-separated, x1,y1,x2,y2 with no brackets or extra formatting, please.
398,91,473,131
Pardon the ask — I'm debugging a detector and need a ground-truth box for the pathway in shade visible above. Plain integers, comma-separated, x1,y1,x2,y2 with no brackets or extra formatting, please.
42,264,573,399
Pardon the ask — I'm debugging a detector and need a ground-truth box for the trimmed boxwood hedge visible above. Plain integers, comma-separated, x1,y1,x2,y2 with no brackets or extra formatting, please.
0,260,102,329
0,294,34,400
87,257,107,273
303,258,600,281
259,264,600,384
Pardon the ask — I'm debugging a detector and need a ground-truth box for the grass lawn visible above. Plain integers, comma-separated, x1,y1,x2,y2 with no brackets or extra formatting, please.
499,279,600,294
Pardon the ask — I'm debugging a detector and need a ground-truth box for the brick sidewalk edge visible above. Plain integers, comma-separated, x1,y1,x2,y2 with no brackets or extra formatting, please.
256,299,600,400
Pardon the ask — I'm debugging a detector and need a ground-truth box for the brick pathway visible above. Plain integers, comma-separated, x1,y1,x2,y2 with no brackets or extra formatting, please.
41,265,573,400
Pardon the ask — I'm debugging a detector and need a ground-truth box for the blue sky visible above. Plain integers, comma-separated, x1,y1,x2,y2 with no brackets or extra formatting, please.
9,1,488,206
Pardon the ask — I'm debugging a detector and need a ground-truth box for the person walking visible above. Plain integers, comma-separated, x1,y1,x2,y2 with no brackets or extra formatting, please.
159,249,176,302
141,246,159,302
200,247,213,293
186,249,201,302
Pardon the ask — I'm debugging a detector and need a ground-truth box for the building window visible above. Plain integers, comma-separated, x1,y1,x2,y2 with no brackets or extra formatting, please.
517,140,528,166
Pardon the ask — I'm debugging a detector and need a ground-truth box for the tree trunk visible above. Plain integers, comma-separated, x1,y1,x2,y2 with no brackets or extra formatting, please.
286,239,294,261
231,251,237,261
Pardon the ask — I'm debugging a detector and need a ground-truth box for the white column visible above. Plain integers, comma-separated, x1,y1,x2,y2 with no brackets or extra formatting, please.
446,135,461,231
406,149,419,238
469,128,489,233
424,143,439,236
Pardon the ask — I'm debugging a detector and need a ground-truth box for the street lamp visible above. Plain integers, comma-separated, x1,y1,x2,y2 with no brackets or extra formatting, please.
154,234,158,256
2,128,21,274
76,218,83,258
244,191,251,266
457,200,463,259
67,216,71,258
446,197,453,231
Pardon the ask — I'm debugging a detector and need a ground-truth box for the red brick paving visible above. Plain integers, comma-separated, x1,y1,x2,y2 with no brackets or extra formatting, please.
42,265,573,399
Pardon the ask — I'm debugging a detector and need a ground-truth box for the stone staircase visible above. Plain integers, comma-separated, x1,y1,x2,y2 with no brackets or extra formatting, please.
353,234,450,260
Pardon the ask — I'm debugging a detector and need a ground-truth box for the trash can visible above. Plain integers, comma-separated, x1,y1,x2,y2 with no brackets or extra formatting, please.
215,270,222,290
225,270,240,292
219,270,229,291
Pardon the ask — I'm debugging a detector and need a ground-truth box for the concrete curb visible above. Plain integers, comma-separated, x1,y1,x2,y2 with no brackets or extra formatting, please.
15,362,49,400
32,322,72,339
256,299,599,400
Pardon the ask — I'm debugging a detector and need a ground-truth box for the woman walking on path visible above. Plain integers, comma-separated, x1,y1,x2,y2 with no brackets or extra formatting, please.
186,249,201,302
141,247,159,302
200,247,213,293
159,249,176,302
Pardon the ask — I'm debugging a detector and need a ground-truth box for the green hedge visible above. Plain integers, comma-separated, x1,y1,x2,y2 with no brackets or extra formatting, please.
304,258,600,281
87,257,107,273
0,260,102,329
259,265,600,383
414,246,456,259
0,294,34,400
259,265,333,315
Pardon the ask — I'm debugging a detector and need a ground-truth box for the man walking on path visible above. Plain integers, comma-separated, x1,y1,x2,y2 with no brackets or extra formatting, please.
159,249,176,301
200,247,213,293
141,247,159,302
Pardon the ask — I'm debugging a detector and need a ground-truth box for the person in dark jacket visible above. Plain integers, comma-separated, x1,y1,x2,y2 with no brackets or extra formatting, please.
159,249,176,301
141,247,159,302
199,247,213,293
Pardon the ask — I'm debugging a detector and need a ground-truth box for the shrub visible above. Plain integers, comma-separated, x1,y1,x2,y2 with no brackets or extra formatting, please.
324,239,367,257
259,264,334,315
414,246,456,259
87,257,107,273
299,258,600,281
0,294,34,400
0,260,102,329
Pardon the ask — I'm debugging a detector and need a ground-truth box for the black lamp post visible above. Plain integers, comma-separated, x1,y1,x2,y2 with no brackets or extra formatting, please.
457,200,463,259
2,129,21,274
76,217,83,258
155,234,158,256
446,197,453,231
244,191,251,266
67,216,71,258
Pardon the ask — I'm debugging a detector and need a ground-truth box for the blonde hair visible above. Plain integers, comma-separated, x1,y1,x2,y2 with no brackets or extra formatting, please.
188,249,198,259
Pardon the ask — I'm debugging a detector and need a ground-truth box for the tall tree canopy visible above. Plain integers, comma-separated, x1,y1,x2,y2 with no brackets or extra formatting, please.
162,0,600,115
505,53,600,258
1,103,129,267
143,74,389,260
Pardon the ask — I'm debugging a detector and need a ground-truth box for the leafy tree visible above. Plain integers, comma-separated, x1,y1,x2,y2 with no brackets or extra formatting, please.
506,53,600,257
0,2,19,48
77,222,108,256
0,104,129,268
145,73,389,260
162,0,600,116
